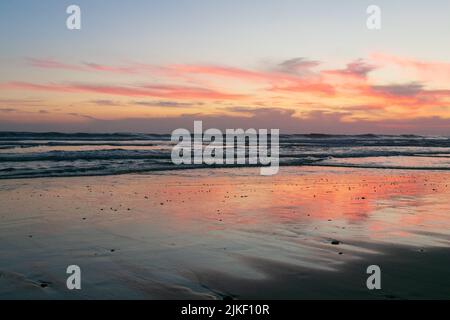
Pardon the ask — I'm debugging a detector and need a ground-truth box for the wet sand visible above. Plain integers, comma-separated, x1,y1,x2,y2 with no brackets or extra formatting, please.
1,166,450,299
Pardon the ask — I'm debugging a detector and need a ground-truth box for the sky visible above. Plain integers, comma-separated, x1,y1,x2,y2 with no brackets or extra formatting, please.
1,0,450,134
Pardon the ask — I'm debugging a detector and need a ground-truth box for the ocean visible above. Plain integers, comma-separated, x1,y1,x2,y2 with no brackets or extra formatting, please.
1,132,450,179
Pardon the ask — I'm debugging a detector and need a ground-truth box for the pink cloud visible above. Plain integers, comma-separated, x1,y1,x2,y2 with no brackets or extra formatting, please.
168,64,336,96
168,64,269,82
23,57,373,97
370,52,450,82
15,55,450,111
82,63,140,74
27,58,142,75
27,58,86,72
2,82,246,100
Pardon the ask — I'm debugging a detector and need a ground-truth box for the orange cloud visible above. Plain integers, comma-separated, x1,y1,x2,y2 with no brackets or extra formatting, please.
8,55,450,120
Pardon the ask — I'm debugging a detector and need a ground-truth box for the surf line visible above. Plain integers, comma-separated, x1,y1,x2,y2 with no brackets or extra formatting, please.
171,120,280,175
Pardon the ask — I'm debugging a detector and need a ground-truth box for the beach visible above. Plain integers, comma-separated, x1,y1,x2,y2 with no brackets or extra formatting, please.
1,166,450,299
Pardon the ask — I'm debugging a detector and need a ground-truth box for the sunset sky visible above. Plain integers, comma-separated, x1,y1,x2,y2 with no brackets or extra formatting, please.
1,0,450,134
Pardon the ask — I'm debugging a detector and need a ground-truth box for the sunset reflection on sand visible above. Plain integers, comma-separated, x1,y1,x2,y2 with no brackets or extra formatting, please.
1,167,450,299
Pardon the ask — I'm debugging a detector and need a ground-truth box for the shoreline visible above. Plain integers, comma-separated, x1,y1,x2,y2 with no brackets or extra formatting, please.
2,162,450,181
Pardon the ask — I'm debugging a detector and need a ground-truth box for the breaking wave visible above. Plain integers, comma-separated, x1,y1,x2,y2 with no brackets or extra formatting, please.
1,132,450,179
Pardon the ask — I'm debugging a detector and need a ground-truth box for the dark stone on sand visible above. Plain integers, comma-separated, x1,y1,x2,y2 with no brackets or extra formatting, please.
39,281,51,288
331,240,340,245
